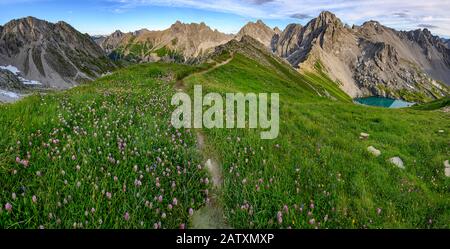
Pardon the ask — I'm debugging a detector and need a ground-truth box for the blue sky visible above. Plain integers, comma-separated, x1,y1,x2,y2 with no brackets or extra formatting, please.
1,0,449,38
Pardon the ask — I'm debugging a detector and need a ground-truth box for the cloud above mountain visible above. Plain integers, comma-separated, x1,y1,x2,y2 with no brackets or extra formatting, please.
111,0,450,36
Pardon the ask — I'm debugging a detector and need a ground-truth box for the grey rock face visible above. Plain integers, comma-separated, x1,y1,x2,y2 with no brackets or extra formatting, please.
270,11,450,102
0,68,23,91
97,22,233,63
236,20,276,48
0,16,116,89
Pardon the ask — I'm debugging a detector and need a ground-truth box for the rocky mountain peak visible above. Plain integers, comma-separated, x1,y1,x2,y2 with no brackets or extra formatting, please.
256,20,265,25
111,30,124,37
316,11,342,26
237,19,275,47
132,29,149,36
0,16,115,89
2,16,51,39
273,27,281,34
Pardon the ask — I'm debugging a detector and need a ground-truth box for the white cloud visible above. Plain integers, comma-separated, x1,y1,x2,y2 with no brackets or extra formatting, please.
111,0,450,36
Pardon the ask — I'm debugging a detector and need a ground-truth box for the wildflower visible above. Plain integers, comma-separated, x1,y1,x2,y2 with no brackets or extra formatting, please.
91,208,96,214
277,211,283,224
134,179,142,187
5,203,12,212
76,165,81,171
158,195,163,203
20,159,29,167
36,171,41,177
76,181,81,188
161,213,166,219
168,204,173,210
283,205,289,214
32,195,37,203
180,223,185,229
12,193,16,200
309,219,315,225
106,192,112,199
124,212,130,221
376,208,382,215
114,176,118,182
71,155,76,160
189,208,194,216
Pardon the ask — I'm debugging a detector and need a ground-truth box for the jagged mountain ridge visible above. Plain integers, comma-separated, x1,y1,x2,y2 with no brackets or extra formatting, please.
0,17,116,89
270,11,450,102
97,20,282,63
96,22,233,63
1,14,449,103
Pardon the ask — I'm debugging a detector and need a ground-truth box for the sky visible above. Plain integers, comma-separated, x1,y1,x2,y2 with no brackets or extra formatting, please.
1,0,449,38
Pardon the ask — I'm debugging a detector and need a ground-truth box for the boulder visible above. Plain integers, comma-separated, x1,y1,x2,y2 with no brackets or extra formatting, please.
389,157,404,169
367,146,381,157
360,132,370,139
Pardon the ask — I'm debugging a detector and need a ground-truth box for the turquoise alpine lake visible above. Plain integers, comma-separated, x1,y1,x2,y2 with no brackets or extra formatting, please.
354,97,415,108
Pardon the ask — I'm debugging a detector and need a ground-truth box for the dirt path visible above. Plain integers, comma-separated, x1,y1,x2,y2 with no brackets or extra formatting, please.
174,56,234,228
175,55,234,92
190,132,230,229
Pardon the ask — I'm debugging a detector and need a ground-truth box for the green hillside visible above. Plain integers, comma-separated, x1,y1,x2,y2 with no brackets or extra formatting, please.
1,41,449,229
184,46,450,228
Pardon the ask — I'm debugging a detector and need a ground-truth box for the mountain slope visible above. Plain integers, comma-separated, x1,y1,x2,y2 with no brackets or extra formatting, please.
1,35,449,228
0,17,116,89
207,35,351,102
183,37,450,229
97,22,233,63
270,11,450,102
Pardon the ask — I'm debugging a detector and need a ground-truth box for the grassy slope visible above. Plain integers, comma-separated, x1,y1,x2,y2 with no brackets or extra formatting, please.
0,64,210,228
184,52,450,228
1,50,449,229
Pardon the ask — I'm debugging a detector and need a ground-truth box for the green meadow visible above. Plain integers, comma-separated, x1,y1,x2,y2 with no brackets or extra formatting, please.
1,48,449,228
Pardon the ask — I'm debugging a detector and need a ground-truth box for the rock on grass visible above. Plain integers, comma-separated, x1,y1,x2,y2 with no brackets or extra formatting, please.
444,160,450,177
389,157,404,169
367,146,381,157
360,132,370,140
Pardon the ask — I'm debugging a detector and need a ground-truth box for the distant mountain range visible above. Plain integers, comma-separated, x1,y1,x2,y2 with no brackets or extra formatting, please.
1,12,449,103
94,21,233,63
